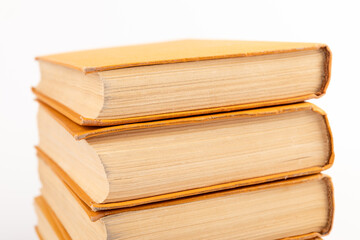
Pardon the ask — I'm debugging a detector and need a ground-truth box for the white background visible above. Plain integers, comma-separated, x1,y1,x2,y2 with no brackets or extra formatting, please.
0,0,359,239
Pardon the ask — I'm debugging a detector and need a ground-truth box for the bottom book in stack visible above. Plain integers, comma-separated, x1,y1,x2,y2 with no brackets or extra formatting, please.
35,156,334,240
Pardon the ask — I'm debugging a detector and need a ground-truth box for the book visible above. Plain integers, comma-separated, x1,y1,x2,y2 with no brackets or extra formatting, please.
34,39,331,126
37,101,333,210
39,156,333,240
34,197,325,240
34,196,71,240
34,198,324,240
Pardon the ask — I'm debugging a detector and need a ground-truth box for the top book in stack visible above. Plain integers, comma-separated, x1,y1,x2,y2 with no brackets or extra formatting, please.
33,39,331,126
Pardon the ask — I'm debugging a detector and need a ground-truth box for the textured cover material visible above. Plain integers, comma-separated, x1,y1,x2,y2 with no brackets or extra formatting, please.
35,196,71,240
41,161,334,240
34,39,331,126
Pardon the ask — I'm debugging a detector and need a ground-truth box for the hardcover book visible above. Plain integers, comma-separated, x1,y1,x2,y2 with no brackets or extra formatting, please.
34,197,324,240
34,39,331,126
38,156,334,240
37,101,333,210
34,195,326,240
35,196,71,240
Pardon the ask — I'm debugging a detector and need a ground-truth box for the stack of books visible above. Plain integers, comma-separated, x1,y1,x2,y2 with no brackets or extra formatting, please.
33,40,334,240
